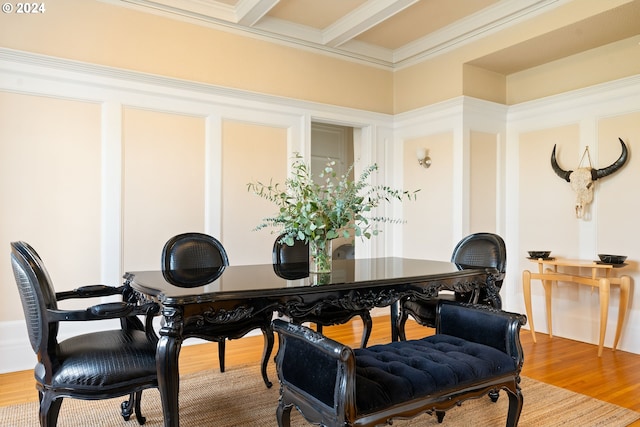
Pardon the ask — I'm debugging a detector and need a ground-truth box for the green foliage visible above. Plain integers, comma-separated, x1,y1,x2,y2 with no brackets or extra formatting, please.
247,154,418,245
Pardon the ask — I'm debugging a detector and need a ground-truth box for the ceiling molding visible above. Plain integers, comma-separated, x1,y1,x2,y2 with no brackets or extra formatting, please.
322,0,418,48
393,0,564,67
236,0,278,26
109,0,612,72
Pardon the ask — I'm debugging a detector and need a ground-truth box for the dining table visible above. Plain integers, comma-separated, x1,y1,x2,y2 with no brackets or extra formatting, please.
124,257,501,427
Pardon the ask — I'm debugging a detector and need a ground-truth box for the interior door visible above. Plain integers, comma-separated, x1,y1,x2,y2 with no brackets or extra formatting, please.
310,122,355,250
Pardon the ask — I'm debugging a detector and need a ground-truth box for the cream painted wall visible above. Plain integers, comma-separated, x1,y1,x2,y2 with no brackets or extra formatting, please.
1,59,639,372
507,35,640,105
0,0,393,113
0,50,343,371
506,94,640,352
221,121,288,265
122,108,206,271
463,65,506,105
597,113,640,261
394,0,638,112
2,0,640,372
0,92,102,318
0,0,634,114
402,133,455,261
394,54,465,113
469,131,498,233
518,126,580,256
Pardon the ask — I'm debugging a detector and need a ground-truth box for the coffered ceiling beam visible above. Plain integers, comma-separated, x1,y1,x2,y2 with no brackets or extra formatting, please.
322,0,419,48
236,0,280,26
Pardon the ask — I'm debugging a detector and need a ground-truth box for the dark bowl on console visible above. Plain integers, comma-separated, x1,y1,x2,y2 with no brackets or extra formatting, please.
598,254,627,264
528,251,551,259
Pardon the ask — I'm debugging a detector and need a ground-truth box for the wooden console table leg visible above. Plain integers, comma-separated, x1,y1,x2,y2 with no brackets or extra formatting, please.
542,269,554,339
613,275,631,351
597,278,610,357
522,270,536,342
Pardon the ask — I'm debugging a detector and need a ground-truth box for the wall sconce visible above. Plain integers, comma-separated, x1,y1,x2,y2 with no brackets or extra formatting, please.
416,148,431,168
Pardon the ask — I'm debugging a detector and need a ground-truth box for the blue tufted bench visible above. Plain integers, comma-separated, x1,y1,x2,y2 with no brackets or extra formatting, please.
273,301,526,427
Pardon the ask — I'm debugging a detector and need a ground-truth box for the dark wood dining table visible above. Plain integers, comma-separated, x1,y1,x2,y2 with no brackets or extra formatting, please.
125,257,500,427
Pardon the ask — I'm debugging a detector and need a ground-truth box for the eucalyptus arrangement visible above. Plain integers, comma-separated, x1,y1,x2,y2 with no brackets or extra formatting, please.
247,154,418,273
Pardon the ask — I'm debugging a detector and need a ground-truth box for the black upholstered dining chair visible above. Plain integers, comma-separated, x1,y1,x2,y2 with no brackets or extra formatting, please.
397,232,507,340
272,235,372,348
10,241,159,426
161,232,274,387
332,243,355,259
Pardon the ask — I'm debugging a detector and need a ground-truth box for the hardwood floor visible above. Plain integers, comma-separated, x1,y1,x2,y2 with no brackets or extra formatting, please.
2,316,639,425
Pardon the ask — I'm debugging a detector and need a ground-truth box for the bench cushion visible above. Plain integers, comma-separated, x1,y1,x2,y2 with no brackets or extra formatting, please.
353,334,516,414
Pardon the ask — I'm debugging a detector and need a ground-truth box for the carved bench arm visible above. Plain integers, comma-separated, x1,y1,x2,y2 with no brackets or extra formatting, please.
436,301,527,368
273,319,358,422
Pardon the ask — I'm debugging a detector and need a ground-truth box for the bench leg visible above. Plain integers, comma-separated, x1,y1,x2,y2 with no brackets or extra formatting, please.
505,386,523,427
276,402,292,427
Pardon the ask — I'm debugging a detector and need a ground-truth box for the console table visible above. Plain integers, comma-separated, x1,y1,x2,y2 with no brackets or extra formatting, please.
126,257,499,427
522,257,630,356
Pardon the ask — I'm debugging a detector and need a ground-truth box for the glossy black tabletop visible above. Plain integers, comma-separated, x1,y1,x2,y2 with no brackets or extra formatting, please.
126,257,485,305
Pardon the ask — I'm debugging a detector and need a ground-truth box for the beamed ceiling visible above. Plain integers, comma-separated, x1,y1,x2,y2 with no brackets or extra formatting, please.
111,0,640,72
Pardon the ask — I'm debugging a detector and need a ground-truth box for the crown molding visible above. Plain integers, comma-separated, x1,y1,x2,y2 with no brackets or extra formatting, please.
103,0,565,70
393,0,565,69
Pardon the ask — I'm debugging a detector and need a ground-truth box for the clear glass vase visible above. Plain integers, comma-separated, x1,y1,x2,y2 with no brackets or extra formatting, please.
309,238,332,274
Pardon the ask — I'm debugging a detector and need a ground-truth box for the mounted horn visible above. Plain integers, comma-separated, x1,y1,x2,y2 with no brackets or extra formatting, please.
592,138,628,180
550,145,572,182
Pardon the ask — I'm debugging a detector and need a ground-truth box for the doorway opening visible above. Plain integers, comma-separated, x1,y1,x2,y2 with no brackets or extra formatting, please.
310,122,355,256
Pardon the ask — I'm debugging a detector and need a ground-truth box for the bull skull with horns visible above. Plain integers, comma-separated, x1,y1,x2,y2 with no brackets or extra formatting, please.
551,138,628,219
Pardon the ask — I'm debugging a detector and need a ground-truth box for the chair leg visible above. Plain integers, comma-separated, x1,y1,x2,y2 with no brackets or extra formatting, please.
39,392,62,427
218,339,226,372
121,391,147,425
121,393,135,421
134,390,146,425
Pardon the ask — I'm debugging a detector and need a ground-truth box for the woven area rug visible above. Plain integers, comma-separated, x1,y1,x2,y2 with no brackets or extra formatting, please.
1,363,638,427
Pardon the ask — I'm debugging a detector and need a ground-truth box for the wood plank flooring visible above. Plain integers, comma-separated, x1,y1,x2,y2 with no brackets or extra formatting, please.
2,316,639,425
